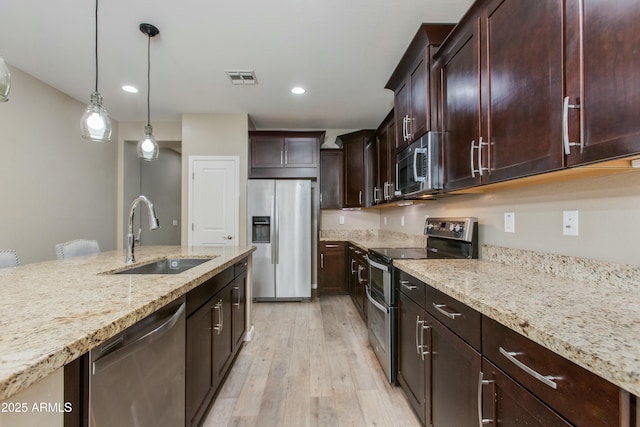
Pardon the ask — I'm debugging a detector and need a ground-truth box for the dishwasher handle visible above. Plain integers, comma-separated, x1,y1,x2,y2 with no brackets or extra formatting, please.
92,302,185,375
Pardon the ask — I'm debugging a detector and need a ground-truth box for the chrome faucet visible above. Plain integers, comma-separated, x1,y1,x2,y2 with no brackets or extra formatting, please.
126,195,160,264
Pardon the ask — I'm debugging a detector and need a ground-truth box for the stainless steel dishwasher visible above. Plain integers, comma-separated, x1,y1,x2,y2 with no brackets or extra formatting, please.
89,297,185,427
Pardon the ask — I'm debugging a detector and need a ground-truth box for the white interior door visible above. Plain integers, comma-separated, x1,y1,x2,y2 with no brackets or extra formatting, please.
189,156,239,246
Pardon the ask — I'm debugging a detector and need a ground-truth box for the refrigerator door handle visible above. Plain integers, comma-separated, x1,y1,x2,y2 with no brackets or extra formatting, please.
271,196,276,264
274,195,279,264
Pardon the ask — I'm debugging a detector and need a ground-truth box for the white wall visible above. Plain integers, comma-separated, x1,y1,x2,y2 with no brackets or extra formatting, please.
181,113,250,246
379,170,640,266
0,66,117,264
140,148,182,245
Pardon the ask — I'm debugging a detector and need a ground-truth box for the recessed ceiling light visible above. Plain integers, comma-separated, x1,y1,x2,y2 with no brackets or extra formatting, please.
122,85,139,93
291,87,305,95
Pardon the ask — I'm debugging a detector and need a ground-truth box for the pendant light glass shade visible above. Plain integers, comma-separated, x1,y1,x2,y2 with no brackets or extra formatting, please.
80,91,112,141
137,124,159,160
0,54,10,102
81,0,111,142
137,23,160,161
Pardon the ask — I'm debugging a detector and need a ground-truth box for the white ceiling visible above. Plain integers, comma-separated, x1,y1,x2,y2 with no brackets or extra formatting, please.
0,0,472,130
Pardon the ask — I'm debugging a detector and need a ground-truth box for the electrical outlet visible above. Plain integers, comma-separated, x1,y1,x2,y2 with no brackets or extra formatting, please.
504,212,515,233
339,215,345,225
563,210,579,236
401,215,405,227
384,216,387,225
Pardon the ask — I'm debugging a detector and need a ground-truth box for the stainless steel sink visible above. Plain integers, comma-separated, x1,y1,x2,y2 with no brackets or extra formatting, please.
113,258,212,275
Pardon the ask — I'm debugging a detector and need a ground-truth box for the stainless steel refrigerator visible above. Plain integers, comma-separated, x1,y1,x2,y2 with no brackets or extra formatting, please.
248,179,311,300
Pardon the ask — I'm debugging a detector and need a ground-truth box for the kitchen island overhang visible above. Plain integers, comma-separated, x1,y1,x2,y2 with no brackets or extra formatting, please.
0,245,255,402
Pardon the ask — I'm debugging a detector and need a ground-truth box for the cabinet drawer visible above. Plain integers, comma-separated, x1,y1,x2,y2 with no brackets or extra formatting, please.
426,284,481,351
426,286,482,351
186,266,234,317
234,258,248,277
482,316,621,426
396,269,426,308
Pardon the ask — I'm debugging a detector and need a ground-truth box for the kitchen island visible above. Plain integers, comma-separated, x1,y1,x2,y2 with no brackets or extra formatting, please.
0,245,255,406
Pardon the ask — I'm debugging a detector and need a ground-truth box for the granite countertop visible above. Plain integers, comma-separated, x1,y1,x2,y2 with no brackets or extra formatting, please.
0,245,255,401
320,229,427,250
394,257,640,396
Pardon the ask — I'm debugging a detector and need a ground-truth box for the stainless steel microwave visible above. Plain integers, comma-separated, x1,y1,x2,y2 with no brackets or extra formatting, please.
396,132,442,196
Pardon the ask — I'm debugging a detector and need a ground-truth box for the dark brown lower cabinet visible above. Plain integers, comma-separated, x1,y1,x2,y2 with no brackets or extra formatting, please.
348,245,368,320
232,269,247,352
186,296,214,426
480,358,572,426
318,241,346,294
211,283,234,393
395,270,629,427
186,259,247,427
397,291,428,425
430,314,481,427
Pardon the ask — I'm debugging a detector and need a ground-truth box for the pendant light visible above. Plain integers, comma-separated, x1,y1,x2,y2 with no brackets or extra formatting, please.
80,0,112,142
0,53,10,102
137,23,160,161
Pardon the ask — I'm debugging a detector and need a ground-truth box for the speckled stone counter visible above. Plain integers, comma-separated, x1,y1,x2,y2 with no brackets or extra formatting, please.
394,252,640,396
320,229,427,250
0,245,255,401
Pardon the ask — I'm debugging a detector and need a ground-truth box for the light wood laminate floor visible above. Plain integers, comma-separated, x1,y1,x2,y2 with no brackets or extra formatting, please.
202,295,421,427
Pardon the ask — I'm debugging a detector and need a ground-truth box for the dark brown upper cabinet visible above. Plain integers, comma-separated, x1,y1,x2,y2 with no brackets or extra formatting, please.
319,149,344,209
438,0,640,193
564,0,640,166
374,110,397,204
249,131,325,179
436,0,565,192
386,24,454,153
339,130,375,208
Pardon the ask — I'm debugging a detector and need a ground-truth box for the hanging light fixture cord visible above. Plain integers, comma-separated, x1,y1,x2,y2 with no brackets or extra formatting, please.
146,33,151,126
94,0,99,92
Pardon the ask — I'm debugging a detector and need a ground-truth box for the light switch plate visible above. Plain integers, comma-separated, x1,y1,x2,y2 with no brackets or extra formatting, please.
401,215,405,227
563,210,579,236
339,215,345,225
384,216,387,225
504,212,515,233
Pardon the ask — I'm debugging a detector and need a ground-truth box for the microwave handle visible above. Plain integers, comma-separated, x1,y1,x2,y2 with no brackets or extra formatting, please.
413,148,427,182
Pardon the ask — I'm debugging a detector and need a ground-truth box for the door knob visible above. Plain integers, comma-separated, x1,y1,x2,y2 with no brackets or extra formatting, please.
223,235,233,240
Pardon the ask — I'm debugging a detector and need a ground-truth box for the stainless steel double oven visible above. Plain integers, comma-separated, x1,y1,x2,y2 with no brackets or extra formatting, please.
367,217,478,384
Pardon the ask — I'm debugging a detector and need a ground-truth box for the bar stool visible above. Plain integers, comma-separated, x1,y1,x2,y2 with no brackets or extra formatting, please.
0,249,19,268
55,239,100,260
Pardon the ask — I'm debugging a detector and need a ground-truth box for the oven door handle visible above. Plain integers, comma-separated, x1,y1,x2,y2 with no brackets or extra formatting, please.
367,257,389,272
366,285,389,314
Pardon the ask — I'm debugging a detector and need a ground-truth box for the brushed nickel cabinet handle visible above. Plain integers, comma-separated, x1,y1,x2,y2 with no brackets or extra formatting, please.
563,96,581,155
212,301,222,335
432,303,462,320
478,137,489,176
415,315,422,356
478,372,494,425
499,347,558,389
320,253,324,268
470,140,476,178
400,280,417,291
233,285,240,308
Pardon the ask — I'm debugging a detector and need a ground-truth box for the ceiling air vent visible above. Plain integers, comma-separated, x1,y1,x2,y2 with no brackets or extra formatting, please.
225,70,258,85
